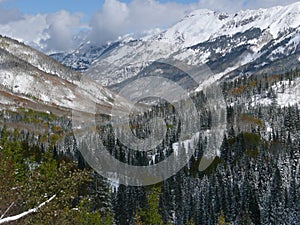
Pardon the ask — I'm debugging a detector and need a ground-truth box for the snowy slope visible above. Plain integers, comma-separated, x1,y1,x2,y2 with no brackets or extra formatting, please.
249,78,300,108
49,38,135,73
0,36,131,116
151,3,300,48
0,35,81,82
50,41,122,72
73,2,300,87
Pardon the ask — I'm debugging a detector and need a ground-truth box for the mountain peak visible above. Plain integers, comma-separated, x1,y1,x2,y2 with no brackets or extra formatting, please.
185,8,216,17
160,1,300,47
52,2,300,87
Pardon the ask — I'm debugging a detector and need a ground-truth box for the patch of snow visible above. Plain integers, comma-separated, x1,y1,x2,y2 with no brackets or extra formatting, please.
277,81,300,107
196,66,238,92
250,95,273,107
172,132,200,154
250,78,300,108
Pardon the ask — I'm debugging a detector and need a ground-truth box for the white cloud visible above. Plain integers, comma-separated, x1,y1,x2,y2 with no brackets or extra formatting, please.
0,13,48,47
88,0,197,43
89,0,130,43
41,11,84,52
88,0,300,45
0,0,299,52
0,6,85,52
197,0,246,12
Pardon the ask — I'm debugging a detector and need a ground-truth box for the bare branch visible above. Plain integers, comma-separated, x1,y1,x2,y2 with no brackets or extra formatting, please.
0,195,56,224
0,202,14,219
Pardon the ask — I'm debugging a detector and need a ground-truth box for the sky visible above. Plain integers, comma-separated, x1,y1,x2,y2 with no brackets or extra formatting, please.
0,0,299,53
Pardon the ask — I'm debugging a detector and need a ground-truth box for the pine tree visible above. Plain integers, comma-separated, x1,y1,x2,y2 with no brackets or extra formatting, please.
139,186,164,225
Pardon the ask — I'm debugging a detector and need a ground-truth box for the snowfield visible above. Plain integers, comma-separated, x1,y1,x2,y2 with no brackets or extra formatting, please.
70,2,300,86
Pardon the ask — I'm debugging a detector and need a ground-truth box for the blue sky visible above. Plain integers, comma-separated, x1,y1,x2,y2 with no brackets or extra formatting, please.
0,0,298,52
3,0,107,17
2,0,198,19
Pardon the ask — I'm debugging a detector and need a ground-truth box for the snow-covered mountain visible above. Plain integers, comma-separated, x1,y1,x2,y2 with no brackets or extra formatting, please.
0,35,130,116
50,41,124,72
52,2,300,87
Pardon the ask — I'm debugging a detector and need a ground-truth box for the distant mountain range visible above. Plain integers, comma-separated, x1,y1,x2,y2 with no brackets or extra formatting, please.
51,2,300,88
0,2,299,118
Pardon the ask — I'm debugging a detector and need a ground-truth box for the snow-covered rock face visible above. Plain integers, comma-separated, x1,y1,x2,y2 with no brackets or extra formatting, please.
50,41,123,72
153,3,300,47
155,9,226,47
51,2,300,87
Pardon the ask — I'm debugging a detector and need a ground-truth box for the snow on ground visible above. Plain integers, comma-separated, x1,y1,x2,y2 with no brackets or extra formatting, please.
277,79,300,107
195,66,238,92
160,3,300,48
0,36,73,79
172,132,200,155
163,9,225,47
248,78,300,108
81,2,300,87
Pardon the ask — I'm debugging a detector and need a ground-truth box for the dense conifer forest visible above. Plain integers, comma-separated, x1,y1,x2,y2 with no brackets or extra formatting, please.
0,69,299,224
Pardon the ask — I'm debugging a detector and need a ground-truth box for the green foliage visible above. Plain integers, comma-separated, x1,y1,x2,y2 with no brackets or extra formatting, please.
243,132,261,157
79,210,103,225
18,108,56,124
0,129,114,224
137,186,164,225
0,146,20,219
185,219,196,225
243,132,260,146
199,157,222,177
218,211,230,225
239,114,263,127
49,133,62,146
77,208,114,225
1,129,28,182
245,148,259,157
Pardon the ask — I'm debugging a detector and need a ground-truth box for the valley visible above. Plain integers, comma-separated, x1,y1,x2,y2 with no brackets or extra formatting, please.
0,2,299,225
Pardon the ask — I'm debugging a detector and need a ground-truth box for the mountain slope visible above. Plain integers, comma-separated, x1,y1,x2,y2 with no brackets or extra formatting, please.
0,35,130,117
0,36,81,81
50,40,125,73
52,2,300,87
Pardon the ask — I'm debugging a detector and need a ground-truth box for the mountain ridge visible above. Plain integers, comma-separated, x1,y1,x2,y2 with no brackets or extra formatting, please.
0,35,131,118
50,2,300,87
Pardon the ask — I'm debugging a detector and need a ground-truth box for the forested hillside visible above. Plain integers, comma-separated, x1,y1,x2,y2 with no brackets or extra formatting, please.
1,69,299,224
